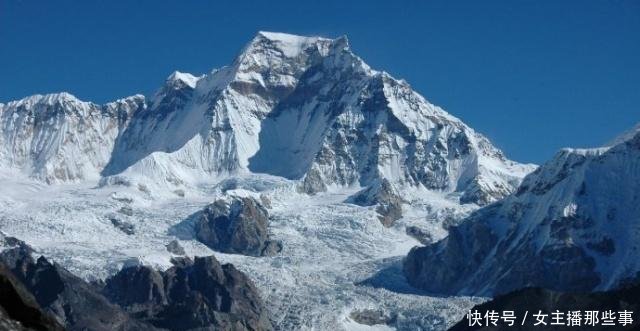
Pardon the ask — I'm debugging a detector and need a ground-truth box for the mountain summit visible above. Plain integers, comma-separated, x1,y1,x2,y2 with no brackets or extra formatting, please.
0,32,534,204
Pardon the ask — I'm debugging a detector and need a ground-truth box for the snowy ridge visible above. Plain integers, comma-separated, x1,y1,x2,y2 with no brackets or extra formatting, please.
0,92,143,183
99,32,533,204
405,131,640,296
0,32,533,204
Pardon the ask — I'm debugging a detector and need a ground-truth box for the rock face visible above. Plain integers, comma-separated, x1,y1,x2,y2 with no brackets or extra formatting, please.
349,309,395,326
165,240,185,255
1,32,533,205
448,283,640,331
405,132,640,296
1,235,272,331
195,196,281,256
0,262,64,331
350,179,403,227
111,217,135,235
0,240,157,331
0,93,143,183
103,256,273,331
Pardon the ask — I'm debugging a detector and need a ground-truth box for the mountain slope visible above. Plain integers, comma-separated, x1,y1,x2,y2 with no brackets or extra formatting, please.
0,93,143,183
404,131,640,296
0,32,532,205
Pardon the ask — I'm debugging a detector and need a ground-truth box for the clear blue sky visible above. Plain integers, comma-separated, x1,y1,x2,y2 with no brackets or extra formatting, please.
1,0,638,163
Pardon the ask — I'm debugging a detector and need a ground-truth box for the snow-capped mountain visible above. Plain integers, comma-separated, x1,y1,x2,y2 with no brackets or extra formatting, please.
0,32,533,205
404,130,640,296
0,93,143,183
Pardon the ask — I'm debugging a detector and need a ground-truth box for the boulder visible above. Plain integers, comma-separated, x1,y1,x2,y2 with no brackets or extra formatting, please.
405,226,433,245
195,197,280,257
349,179,403,227
165,240,185,255
111,217,135,235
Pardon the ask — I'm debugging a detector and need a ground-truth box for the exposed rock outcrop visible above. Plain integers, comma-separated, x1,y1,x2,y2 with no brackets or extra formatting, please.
405,226,433,245
103,256,273,331
350,179,403,227
195,197,282,256
110,217,135,235
165,240,185,255
0,241,157,331
349,309,395,326
0,262,64,331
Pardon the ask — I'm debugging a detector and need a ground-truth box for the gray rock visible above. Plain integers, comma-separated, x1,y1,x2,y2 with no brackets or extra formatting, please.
404,205,601,297
103,256,273,331
349,309,395,326
111,217,135,235
405,226,433,245
261,240,283,256
169,256,192,267
165,240,185,255
195,197,279,257
350,179,403,227
0,244,157,331
0,261,65,331
103,265,167,318
118,206,134,216
298,168,327,195
259,194,272,209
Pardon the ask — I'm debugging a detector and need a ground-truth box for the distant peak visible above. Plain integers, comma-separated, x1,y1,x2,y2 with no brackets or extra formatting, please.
247,31,346,58
40,92,82,103
109,94,145,105
256,31,328,43
166,71,200,89
7,92,87,108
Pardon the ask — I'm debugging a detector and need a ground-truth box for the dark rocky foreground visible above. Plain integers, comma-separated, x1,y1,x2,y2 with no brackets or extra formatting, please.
448,283,640,330
0,235,272,331
195,196,282,256
0,261,64,331
102,256,272,331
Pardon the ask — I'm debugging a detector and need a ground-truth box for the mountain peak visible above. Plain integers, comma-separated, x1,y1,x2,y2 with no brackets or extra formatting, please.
246,31,342,58
166,71,200,89
256,31,331,44
7,92,86,108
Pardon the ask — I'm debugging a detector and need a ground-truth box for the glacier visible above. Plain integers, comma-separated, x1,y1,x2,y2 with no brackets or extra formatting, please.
0,32,538,330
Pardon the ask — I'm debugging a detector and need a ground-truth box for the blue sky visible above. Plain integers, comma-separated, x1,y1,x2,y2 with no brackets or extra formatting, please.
1,0,638,163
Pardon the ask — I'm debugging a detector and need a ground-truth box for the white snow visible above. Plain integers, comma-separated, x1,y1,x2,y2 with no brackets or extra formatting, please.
256,31,331,57
167,71,201,88
0,173,484,330
0,31,543,330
